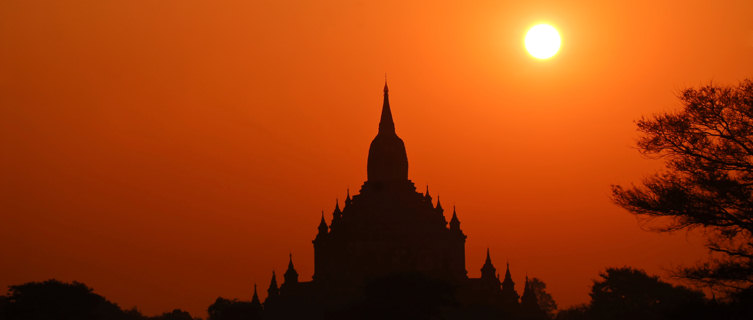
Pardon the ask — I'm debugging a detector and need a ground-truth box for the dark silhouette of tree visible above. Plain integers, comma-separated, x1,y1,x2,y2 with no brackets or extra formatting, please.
0,294,9,319
207,297,260,320
0,279,201,320
148,309,197,320
1,279,135,320
554,304,587,320
588,267,706,320
528,277,557,318
612,79,753,291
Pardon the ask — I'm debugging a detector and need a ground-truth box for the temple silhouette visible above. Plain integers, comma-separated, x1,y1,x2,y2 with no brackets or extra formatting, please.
251,83,546,319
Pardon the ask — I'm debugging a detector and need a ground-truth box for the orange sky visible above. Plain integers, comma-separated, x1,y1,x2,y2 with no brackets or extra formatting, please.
2,0,753,317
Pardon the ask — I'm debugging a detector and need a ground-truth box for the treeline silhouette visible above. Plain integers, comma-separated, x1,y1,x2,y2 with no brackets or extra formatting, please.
555,267,752,320
1,268,751,320
0,280,196,320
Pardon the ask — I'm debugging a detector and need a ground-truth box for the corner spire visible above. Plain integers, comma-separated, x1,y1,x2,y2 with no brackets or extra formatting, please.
284,253,299,284
501,262,519,306
251,283,260,304
450,205,461,231
521,274,539,306
481,248,497,279
266,271,279,301
250,283,262,311
317,211,328,236
332,198,342,225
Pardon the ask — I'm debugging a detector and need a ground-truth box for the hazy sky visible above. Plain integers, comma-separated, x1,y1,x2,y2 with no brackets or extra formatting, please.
2,0,753,317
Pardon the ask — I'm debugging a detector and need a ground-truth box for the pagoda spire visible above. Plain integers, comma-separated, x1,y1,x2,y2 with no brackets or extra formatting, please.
379,79,395,134
436,196,443,211
345,188,351,207
367,82,408,182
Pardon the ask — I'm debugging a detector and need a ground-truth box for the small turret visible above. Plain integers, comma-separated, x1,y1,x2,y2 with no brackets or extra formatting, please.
317,212,328,237
284,253,299,285
501,262,520,307
521,276,532,302
266,271,279,303
251,284,261,306
520,275,546,318
480,248,501,293
449,206,462,233
345,188,352,207
481,248,497,281
424,185,432,203
250,283,263,316
332,199,342,226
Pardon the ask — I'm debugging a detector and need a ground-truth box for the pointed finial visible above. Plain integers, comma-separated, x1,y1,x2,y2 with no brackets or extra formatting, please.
384,74,388,93
335,198,340,211
436,196,443,210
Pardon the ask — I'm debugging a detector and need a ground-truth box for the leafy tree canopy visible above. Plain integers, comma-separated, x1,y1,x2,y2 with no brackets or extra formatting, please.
613,79,753,291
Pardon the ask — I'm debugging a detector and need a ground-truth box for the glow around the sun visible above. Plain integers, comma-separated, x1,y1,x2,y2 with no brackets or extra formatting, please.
525,24,561,59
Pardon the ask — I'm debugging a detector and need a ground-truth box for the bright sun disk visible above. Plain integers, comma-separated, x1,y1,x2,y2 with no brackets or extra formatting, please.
525,24,561,59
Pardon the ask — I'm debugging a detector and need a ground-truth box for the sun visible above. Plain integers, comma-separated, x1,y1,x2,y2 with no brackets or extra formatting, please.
525,24,561,59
